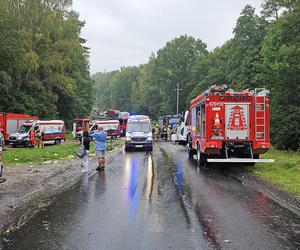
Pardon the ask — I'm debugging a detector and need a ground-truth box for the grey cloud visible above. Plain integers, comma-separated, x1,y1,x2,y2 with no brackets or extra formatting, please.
73,0,262,74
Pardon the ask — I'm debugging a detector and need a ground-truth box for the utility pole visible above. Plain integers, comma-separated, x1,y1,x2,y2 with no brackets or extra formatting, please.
174,83,182,115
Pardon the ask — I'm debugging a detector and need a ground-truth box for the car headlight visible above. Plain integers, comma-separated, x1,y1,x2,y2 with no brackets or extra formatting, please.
147,136,152,141
17,135,23,140
125,136,131,141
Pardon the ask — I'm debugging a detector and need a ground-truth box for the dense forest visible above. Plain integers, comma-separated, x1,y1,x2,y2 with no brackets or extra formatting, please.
93,0,300,150
0,0,94,122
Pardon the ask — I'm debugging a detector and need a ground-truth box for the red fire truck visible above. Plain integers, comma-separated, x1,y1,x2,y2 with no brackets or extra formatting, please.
187,85,274,165
0,113,39,142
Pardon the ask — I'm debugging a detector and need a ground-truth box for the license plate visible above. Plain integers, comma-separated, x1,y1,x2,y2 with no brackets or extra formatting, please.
135,145,143,148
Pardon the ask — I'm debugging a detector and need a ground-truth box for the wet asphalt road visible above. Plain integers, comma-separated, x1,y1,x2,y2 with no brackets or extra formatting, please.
1,142,300,250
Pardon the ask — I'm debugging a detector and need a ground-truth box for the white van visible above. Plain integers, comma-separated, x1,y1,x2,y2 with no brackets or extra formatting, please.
9,120,65,147
125,115,153,151
176,111,189,145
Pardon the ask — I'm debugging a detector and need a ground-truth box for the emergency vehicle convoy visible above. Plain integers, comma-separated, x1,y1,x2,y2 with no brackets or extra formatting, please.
0,113,39,142
187,85,274,165
9,120,65,147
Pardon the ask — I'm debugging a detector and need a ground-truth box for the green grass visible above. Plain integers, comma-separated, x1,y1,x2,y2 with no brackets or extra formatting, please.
253,148,300,196
4,139,124,166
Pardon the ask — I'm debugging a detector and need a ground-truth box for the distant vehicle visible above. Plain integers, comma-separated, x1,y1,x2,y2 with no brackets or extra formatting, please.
76,120,121,140
0,131,4,177
72,118,91,138
90,120,121,140
125,115,153,151
9,120,66,147
0,113,39,143
106,109,120,119
176,111,189,145
187,85,274,165
118,112,130,136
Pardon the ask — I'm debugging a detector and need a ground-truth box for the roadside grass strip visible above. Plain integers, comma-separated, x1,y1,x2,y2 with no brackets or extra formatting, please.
253,149,300,196
4,139,124,166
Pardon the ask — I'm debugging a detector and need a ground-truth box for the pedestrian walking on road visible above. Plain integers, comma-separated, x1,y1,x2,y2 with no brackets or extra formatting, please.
80,131,90,173
91,126,107,171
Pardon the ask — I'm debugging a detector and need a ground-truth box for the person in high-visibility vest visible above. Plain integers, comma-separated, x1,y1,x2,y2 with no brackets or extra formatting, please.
167,125,171,142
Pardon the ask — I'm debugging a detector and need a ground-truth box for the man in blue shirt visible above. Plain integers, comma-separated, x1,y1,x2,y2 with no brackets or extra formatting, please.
92,126,107,171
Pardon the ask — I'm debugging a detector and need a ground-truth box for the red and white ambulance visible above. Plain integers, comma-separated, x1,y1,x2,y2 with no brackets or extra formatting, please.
9,120,65,147
187,85,274,165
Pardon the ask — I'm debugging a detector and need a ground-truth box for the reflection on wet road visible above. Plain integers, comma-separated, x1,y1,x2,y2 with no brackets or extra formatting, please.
1,142,300,250
1,146,205,250
168,144,300,250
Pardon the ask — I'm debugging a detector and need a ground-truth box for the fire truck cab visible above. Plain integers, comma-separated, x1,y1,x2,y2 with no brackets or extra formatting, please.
188,85,274,165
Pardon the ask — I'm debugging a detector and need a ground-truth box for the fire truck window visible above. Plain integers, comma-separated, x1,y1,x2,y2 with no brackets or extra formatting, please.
196,106,201,133
91,125,98,131
191,108,197,128
201,104,205,139
75,121,83,127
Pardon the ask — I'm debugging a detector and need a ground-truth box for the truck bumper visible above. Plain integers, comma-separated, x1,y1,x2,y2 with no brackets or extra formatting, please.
125,142,153,150
9,140,29,146
207,158,274,163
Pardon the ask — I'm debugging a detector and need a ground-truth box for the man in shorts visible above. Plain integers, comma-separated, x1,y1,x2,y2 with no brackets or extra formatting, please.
92,126,107,171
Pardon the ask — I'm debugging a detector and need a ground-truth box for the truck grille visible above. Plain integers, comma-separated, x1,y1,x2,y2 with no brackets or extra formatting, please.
131,137,147,142
9,136,17,141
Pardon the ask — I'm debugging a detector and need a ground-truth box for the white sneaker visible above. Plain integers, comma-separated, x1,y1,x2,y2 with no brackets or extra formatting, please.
81,169,88,173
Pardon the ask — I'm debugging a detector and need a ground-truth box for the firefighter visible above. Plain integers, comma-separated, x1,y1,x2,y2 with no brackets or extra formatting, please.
161,125,167,141
30,129,36,148
167,125,171,142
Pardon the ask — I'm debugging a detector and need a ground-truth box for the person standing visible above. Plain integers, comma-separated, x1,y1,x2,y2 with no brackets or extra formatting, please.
92,126,107,171
40,128,46,148
80,131,91,173
34,127,41,149
30,128,36,148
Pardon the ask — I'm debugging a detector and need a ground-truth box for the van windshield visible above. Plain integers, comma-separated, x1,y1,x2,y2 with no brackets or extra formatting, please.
17,125,32,133
127,123,151,133
101,123,118,130
91,123,119,131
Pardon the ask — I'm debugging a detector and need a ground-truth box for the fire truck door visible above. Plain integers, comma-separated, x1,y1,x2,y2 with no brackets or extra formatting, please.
225,103,249,140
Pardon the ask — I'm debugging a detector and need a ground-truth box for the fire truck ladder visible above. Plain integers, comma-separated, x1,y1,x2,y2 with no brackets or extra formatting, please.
254,88,266,141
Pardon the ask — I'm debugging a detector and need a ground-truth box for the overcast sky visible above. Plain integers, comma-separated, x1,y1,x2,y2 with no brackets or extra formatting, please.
72,0,262,74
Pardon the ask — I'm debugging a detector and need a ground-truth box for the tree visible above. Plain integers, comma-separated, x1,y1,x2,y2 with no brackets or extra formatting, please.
0,0,93,124
260,1,300,149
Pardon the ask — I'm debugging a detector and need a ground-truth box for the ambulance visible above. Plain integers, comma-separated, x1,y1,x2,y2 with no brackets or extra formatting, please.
9,120,65,147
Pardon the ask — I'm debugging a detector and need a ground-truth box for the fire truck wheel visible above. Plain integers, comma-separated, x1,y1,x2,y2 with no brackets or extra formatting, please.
188,142,194,158
54,139,61,145
196,145,202,166
0,164,3,177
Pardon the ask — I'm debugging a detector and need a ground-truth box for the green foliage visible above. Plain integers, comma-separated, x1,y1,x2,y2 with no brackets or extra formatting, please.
93,35,208,118
0,0,93,125
254,148,300,195
260,1,300,149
